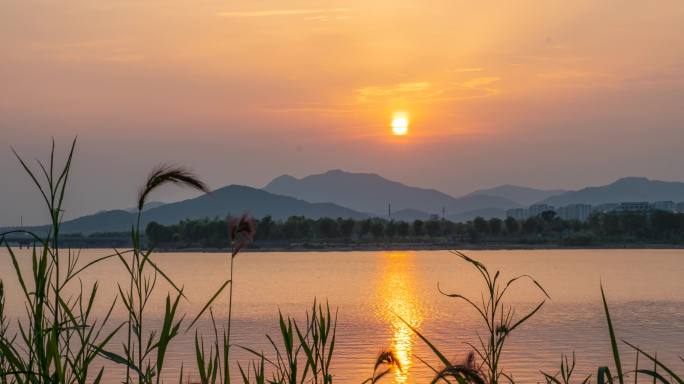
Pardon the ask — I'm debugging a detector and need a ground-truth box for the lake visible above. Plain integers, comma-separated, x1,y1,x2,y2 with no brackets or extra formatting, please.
2,249,684,383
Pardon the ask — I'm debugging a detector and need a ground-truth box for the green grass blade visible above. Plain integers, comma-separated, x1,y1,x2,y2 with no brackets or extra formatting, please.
601,284,624,384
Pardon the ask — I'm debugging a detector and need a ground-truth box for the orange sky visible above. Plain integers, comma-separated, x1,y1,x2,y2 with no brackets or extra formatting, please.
2,1,684,225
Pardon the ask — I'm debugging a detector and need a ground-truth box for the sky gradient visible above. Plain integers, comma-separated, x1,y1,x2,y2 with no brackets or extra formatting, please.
2,0,684,225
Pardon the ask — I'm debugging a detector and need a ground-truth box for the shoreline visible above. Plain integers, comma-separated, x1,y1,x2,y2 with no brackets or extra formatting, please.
153,242,684,253
6,241,684,253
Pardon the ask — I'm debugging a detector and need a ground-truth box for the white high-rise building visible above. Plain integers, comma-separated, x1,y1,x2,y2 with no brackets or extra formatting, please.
677,202,684,213
529,204,554,217
651,201,675,212
617,202,650,212
506,208,528,220
593,203,618,213
557,204,593,221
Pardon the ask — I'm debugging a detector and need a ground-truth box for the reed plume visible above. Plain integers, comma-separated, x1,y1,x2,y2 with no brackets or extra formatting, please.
138,164,209,211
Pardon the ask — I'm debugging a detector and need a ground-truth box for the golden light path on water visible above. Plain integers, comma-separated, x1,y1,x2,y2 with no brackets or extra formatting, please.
376,252,425,383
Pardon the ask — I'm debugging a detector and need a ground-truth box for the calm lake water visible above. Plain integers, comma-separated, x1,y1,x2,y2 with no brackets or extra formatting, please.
2,249,684,383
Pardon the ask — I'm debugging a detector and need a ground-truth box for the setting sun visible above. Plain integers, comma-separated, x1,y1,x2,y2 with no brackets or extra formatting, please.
391,112,409,135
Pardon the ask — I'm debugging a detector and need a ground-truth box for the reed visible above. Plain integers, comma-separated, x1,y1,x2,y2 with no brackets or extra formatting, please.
0,139,121,384
394,250,548,384
186,213,256,384
362,349,402,384
0,280,10,384
107,164,210,384
540,353,590,384
238,299,337,384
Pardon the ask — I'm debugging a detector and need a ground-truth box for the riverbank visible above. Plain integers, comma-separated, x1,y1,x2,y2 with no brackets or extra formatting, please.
5,238,684,252
153,241,684,253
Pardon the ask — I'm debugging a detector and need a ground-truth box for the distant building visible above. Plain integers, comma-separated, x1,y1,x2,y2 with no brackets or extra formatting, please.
529,204,554,217
616,202,650,212
677,202,684,213
593,203,619,213
557,204,593,221
506,208,528,220
651,201,675,212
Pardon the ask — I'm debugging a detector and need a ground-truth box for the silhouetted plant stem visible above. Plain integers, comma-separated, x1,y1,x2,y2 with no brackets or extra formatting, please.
225,246,235,384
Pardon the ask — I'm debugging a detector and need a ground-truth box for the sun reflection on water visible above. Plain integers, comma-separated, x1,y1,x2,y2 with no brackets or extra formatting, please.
376,252,425,383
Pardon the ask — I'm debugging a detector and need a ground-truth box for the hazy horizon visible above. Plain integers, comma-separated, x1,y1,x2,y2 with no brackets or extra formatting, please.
2,0,684,225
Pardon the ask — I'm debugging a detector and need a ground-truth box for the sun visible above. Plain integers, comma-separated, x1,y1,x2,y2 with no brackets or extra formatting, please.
391,112,409,136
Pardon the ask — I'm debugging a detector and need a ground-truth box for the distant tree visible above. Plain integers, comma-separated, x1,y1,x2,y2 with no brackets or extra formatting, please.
360,219,373,238
370,221,385,238
146,221,173,245
316,217,340,239
256,215,275,240
454,222,467,236
426,220,441,237
282,216,312,240
541,210,556,222
468,226,479,243
413,220,425,236
142,210,684,248
504,217,519,234
622,212,648,237
522,217,539,234
397,221,410,237
385,221,398,238
442,220,457,236
652,211,681,239
473,217,489,234
587,213,602,233
488,218,503,236
338,218,356,240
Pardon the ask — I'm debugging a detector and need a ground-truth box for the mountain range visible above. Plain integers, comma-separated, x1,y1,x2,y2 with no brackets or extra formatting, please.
6,172,684,234
264,170,522,216
18,185,367,234
467,185,569,206
538,177,684,206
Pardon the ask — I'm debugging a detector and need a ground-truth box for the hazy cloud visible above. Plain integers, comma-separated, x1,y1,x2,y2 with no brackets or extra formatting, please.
451,67,484,73
356,82,437,103
217,8,349,18
444,76,500,98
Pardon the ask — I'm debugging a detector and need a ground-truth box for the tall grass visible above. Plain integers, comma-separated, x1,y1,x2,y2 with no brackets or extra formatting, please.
107,164,211,384
0,280,10,384
238,299,337,384
0,140,226,384
362,350,401,384
0,139,120,383
395,250,549,383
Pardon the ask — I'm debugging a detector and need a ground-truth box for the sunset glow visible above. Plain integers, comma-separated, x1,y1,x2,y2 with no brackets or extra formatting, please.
2,0,684,225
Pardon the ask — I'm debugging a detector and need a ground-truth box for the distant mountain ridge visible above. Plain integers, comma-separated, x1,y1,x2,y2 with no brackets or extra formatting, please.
17,185,367,234
264,170,521,216
538,177,684,206
10,173,684,235
468,184,568,206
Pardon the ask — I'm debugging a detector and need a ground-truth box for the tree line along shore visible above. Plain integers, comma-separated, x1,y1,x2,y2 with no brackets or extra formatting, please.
9,209,680,250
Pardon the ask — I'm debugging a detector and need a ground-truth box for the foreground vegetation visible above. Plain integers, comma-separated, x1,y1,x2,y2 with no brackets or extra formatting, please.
143,210,684,249
1,140,683,383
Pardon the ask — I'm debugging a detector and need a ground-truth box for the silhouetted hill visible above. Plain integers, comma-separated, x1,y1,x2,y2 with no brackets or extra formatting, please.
126,201,166,212
264,170,521,215
24,185,367,234
538,177,684,206
468,185,567,206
